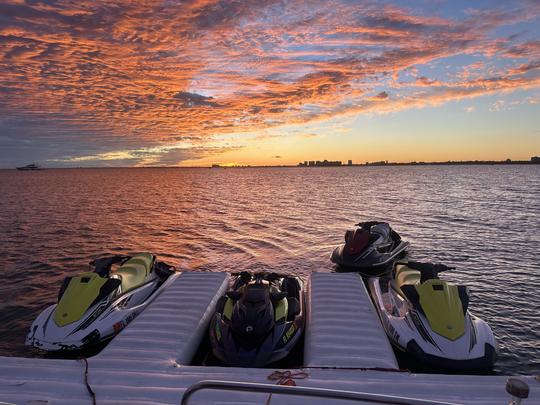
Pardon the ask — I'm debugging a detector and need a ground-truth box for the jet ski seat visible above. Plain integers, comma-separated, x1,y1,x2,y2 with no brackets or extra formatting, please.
116,253,154,293
345,228,370,254
395,264,421,290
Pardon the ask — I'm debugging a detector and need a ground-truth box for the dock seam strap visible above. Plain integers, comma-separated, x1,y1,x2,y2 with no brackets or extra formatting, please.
81,358,96,405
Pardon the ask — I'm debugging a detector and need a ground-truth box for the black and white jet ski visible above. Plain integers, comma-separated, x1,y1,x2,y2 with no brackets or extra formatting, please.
331,221,409,271
26,253,179,351
368,261,498,370
209,272,305,367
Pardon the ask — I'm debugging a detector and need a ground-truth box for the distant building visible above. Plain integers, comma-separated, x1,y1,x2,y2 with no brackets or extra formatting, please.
532,156,540,163
348,160,352,165
300,159,342,167
365,160,388,166
316,159,342,166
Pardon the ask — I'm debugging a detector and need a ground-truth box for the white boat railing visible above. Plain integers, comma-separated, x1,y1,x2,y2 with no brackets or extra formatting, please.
180,380,462,405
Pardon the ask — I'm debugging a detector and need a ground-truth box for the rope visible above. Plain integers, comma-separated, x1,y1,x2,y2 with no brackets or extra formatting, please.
81,358,96,405
267,370,309,386
265,370,309,404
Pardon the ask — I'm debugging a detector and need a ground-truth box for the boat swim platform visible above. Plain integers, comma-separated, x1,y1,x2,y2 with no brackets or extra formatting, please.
0,272,538,405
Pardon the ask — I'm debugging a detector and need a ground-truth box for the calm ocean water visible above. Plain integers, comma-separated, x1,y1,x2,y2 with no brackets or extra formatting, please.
0,166,538,374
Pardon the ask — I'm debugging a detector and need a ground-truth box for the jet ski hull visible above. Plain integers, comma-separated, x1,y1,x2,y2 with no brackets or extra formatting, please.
210,317,304,367
405,340,498,371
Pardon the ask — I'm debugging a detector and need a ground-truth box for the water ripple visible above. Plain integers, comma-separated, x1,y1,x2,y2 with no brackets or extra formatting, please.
0,165,538,375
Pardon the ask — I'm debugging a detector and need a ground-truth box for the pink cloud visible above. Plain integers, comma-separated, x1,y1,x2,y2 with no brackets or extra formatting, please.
0,0,539,164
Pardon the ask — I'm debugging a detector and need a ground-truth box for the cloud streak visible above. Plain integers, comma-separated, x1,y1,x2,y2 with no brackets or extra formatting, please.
0,0,539,165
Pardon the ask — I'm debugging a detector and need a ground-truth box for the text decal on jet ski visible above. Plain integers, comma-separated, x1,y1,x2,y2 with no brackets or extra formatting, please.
282,323,297,344
113,311,138,333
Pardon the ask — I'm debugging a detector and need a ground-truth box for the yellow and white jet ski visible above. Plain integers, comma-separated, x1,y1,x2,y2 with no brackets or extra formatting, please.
26,253,179,351
368,261,498,370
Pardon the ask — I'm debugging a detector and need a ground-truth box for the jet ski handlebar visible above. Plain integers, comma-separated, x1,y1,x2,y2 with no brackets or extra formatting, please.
406,261,455,283
91,255,130,277
154,261,176,278
354,221,385,228
231,271,282,282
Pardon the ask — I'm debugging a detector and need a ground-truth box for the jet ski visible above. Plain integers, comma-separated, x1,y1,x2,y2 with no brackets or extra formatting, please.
209,272,304,367
26,253,179,351
368,261,498,370
331,221,409,271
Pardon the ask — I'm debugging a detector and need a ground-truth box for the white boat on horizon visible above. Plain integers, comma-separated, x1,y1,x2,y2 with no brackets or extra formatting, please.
16,163,44,171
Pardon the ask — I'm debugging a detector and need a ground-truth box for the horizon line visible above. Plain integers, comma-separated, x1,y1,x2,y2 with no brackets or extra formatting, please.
4,157,540,170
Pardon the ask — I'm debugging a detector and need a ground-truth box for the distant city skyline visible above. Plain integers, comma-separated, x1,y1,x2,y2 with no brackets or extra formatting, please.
0,1,539,168
209,156,540,169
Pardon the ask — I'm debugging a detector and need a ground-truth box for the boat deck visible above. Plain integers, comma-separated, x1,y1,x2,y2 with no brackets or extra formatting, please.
0,272,538,404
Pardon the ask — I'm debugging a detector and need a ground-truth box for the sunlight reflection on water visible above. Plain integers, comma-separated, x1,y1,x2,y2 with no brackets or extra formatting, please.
0,165,538,374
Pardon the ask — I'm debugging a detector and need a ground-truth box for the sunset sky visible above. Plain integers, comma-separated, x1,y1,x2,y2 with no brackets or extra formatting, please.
1,0,539,167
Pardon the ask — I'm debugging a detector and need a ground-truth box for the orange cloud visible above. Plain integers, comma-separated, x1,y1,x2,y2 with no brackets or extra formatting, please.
0,0,539,165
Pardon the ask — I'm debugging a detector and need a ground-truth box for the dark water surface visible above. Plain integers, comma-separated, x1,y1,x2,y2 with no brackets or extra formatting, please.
0,166,538,374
